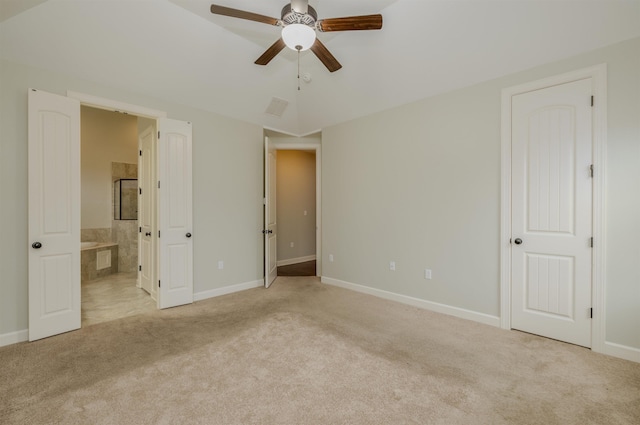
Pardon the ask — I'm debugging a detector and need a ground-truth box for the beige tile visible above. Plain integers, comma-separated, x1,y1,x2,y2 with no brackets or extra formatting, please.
81,272,154,327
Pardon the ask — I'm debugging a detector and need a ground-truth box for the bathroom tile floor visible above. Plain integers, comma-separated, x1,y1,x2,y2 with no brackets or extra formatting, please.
81,272,156,327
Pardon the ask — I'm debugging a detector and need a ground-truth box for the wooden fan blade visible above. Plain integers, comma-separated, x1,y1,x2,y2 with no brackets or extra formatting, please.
317,14,383,32
310,39,342,73
210,4,280,26
255,38,287,66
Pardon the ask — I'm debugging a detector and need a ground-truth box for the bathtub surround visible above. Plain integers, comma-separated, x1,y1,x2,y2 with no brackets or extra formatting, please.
81,243,118,281
80,228,119,280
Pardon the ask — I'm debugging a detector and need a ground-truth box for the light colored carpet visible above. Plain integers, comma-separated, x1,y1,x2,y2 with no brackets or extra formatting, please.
1,276,639,424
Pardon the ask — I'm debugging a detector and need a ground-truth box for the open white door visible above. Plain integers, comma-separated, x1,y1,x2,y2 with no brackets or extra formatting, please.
264,137,277,288
28,89,81,341
157,118,193,309
138,125,155,295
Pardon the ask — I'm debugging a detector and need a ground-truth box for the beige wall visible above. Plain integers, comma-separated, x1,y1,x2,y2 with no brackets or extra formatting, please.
0,59,264,337
322,37,640,351
81,106,138,229
276,150,316,264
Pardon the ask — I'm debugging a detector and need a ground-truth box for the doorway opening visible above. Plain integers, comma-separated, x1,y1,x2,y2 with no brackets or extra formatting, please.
79,106,155,326
500,64,607,353
275,149,317,277
29,89,193,341
264,132,322,285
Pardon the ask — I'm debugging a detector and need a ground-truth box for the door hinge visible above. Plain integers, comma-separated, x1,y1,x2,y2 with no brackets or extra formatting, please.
158,230,161,238
158,181,160,189
158,280,161,288
158,131,160,139
139,188,142,195
590,237,594,248
591,96,594,107
138,265,142,272
590,164,594,178
590,308,593,318
139,150,142,156
139,227,142,233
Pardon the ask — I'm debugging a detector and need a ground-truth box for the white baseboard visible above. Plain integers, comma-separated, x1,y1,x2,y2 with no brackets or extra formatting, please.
602,341,640,363
194,279,263,302
321,277,500,328
276,255,316,267
0,329,28,347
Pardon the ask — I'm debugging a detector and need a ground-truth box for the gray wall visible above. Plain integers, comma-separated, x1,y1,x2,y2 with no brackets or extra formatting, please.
322,37,640,351
0,59,264,336
2,36,639,355
276,150,316,264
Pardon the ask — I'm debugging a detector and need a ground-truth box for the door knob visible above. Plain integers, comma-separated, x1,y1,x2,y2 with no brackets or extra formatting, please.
186,233,192,238
514,238,523,245
32,242,42,249
145,232,151,236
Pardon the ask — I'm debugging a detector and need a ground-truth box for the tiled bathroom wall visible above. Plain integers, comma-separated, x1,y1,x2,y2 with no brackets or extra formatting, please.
112,219,138,272
112,162,138,272
81,228,112,243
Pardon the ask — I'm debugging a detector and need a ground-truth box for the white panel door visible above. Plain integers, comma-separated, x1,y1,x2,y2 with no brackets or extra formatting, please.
157,118,193,309
264,137,277,288
28,89,81,341
138,125,155,296
511,78,593,347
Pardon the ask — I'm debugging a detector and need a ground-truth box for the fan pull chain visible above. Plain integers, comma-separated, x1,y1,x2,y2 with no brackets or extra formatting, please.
297,48,301,91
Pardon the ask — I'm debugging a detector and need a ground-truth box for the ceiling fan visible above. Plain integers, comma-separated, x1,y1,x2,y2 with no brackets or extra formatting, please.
210,0,383,72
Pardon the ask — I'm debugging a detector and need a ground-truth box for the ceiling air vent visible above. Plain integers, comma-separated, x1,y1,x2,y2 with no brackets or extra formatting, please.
265,97,289,118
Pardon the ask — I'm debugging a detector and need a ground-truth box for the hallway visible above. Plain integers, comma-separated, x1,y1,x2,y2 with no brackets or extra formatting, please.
277,260,316,277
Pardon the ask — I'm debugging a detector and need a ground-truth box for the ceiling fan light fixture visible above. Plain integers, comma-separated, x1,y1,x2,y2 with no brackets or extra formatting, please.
282,23,316,51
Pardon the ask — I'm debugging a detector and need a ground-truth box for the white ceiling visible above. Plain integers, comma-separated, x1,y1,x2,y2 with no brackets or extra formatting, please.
1,0,639,135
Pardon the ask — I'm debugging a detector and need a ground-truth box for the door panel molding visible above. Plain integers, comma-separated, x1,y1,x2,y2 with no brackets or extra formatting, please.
28,89,81,341
157,118,193,308
500,64,607,353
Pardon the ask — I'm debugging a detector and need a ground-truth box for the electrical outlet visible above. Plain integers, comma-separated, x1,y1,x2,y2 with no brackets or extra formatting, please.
218,261,224,270
329,254,334,262
425,269,432,279
390,261,396,271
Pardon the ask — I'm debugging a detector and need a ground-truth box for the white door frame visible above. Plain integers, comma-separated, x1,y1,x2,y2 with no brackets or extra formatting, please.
67,90,167,306
269,142,322,277
500,64,607,353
